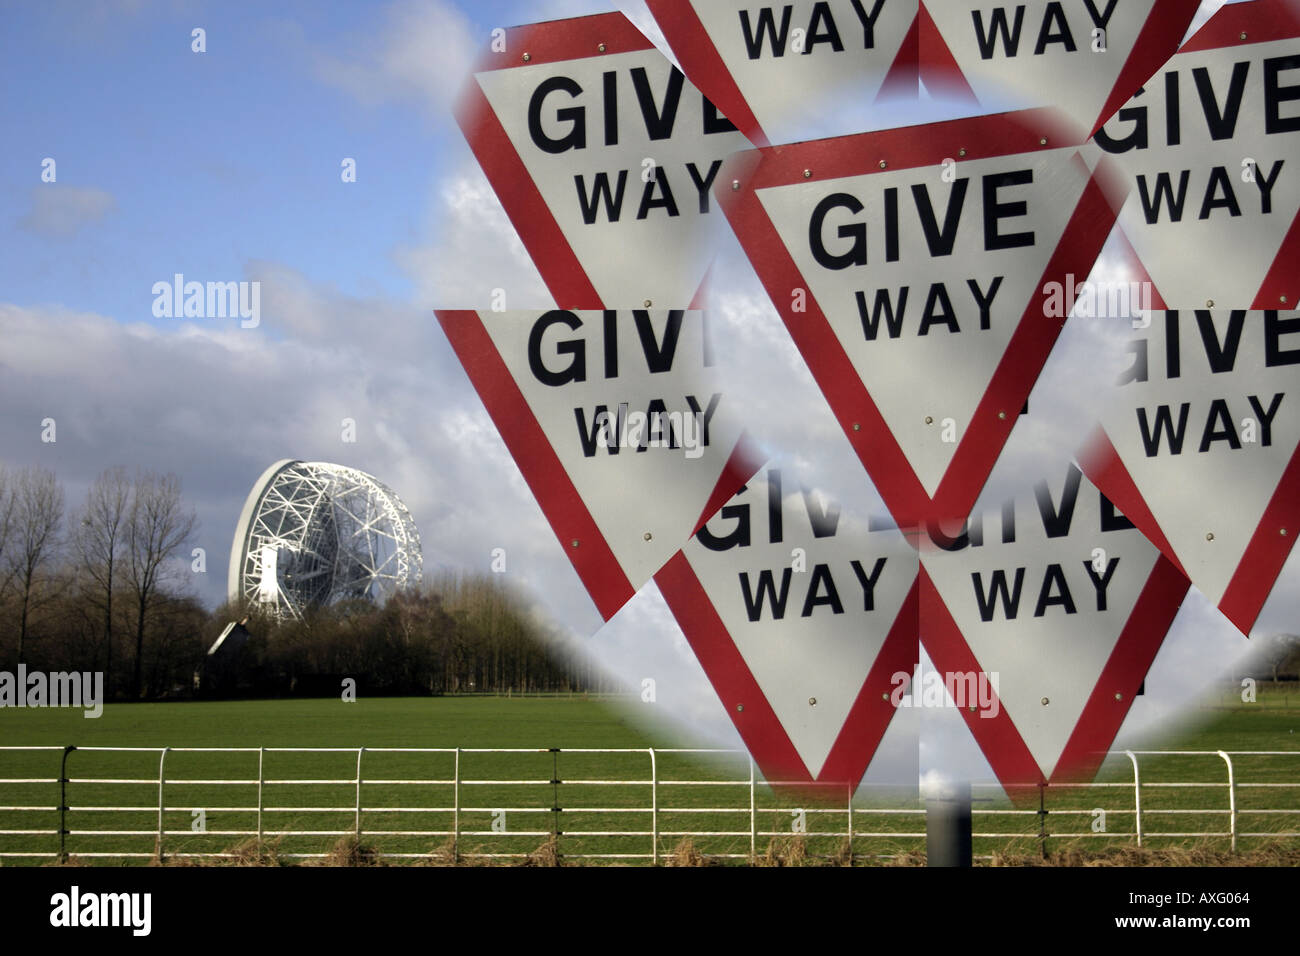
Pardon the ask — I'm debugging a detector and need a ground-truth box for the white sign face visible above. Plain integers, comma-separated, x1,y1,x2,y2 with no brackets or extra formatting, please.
660,465,918,784
923,0,1197,133
718,111,1116,527
921,464,1183,785
1094,9,1300,309
462,13,750,307
1088,311,1300,634
436,309,755,620
758,149,1085,496
646,0,919,144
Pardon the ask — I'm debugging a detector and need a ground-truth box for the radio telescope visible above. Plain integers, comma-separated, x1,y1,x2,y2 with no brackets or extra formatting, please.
227,460,422,620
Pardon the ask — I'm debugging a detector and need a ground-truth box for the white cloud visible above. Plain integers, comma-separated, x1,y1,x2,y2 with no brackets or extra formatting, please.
0,292,592,635
310,0,478,119
393,151,550,309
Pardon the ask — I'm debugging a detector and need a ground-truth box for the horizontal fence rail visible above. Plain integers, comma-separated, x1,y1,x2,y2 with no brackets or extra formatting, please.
0,747,1295,864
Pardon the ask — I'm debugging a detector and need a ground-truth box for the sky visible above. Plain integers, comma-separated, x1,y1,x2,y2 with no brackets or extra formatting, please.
1,0,1290,790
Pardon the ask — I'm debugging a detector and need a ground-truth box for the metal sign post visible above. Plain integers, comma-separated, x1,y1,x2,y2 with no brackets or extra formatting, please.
925,779,972,867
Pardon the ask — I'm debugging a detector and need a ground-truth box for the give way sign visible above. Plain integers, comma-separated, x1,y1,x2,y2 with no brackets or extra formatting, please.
655,463,918,792
919,0,1200,134
920,463,1189,795
1080,310,1300,637
436,308,760,620
717,107,1122,529
1092,0,1300,309
644,0,920,146
455,12,751,308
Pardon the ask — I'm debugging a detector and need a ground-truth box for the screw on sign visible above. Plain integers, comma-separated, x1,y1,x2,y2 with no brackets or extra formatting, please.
435,308,760,621
715,107,1125,530
454,12,750,308
1080,310,1300,637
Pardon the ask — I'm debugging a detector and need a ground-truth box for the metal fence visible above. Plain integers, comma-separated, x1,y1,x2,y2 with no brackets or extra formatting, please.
0,746,1296,864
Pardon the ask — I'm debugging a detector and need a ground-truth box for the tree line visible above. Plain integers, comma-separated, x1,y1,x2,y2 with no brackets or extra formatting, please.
0,465,605,700
207,573,608,699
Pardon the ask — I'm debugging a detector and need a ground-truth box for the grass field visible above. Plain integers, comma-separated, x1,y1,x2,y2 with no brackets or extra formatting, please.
0,686,1297,866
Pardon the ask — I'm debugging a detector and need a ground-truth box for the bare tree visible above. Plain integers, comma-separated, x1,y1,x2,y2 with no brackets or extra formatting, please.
0,468,19,602
9,467,65,663
125,472,197,697
1262,634,1300,682
74,467,132,693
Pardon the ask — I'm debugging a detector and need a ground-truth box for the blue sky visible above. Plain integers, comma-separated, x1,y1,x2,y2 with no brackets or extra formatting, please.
1,0,601,604
0,0,657,324
1,1,496,319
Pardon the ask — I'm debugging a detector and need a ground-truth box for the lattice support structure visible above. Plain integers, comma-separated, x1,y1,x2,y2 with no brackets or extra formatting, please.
227,460,422,620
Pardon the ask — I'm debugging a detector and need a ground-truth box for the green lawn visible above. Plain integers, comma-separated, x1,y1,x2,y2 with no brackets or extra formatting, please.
0,695,660,749
0,686,1296,865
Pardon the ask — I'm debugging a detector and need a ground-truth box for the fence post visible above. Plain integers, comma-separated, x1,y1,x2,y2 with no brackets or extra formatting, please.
1218,751,1236,852
58,745,74,863
1038,782,1048,860
453,748,460,862
648,748,658,866
551,747,562,850
355,747,364,840
257,747,264,844
749,756,756,862
846,782,854,866
1124,751,1142,848
156,747,170,859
